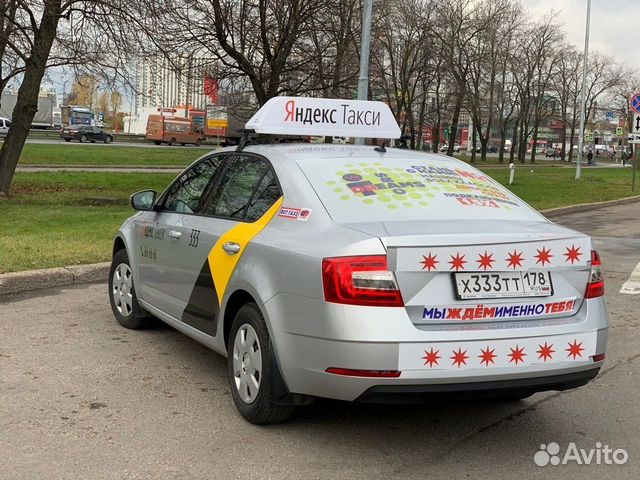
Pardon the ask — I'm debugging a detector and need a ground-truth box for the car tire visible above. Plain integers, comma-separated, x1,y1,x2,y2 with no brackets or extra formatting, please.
109,249,151,330
154,141,161,145
79,134,87,143
228,303,294,424
195,139,202,147
105,136,112,144
169,138,176,146
64,138,71,142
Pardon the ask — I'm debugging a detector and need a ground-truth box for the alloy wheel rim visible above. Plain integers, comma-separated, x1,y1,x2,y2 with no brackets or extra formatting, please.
232,324,262,404
112,263,133,318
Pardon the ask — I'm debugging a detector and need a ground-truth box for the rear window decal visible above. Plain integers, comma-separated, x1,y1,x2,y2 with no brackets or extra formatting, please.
331,163,518,210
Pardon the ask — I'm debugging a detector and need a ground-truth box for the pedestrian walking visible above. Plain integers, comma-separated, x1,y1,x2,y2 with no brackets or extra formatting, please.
587,149,593,166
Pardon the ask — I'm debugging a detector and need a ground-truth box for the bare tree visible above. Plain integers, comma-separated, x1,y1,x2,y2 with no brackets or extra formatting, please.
371,0,434,149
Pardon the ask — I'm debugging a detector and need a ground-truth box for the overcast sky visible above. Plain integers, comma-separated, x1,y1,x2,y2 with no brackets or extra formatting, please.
527,0,638,66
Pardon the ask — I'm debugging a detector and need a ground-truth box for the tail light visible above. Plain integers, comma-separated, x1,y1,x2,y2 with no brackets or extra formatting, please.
585,250,604,298
322,255,404,307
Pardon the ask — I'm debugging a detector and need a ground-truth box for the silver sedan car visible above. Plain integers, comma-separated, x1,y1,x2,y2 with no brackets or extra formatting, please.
109,143,608,424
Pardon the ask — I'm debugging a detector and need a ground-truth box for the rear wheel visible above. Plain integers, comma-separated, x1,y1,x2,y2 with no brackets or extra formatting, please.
169,137,176,146
228,303,294,424
79,134,88,143
105,136,112,144
154,140,161,145
109,249,151,329
195,139,202,147
64,138,71,142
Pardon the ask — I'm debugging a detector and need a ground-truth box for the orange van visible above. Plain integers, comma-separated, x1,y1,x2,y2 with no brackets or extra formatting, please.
146,114,204,146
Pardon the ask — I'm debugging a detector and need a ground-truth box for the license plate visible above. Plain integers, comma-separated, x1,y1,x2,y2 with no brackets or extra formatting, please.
454,271,553,299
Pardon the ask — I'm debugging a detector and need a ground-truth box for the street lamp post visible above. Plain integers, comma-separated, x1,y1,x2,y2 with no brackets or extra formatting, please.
576,0,591,180
355,0,373,145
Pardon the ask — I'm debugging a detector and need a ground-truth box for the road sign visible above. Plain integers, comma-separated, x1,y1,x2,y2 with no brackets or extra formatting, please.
585,133,594,142
631,93,640,114
633,113,640,134
616,126,624,136
606,111,614,120
628,134,640,144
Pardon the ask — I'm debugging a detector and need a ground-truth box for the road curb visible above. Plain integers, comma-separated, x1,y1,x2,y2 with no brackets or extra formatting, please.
0,262,110,296
2,196,639,296
541,195,640,217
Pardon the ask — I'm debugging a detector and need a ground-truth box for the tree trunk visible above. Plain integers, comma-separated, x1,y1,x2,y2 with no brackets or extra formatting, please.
568,126,577,161
530,125,539,163
498,124,506,164
447,96,463,157
0,1,61,195
559,109,567,161
510,122,518,163
432,122,440,153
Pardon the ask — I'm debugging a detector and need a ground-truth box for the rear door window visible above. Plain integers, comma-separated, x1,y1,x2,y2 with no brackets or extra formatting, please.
203,155,278,221
297,156,542,223
162,155,226,214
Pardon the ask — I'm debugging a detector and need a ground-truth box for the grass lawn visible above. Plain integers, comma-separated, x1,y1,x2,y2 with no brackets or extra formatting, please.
482,165,637,211
0,172,174,274
0,167,637,273
18,143,212,166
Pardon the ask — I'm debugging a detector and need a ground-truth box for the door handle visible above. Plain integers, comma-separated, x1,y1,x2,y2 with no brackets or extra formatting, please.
168,230,182,239
222,242,241,255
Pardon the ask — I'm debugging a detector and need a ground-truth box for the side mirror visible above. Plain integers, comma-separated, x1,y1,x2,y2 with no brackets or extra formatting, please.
130,190,157,211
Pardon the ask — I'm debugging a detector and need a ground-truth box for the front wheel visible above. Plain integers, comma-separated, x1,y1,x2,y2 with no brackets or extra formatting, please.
105,136,112,144
109,249,151,329
228,303,294,424
169,138,176,146
79,134,88,143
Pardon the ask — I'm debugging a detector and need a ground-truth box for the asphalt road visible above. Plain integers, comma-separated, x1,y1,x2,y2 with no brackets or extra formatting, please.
1,203,639,479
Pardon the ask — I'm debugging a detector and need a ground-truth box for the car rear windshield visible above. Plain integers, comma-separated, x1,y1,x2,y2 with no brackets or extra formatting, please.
297,155,542,223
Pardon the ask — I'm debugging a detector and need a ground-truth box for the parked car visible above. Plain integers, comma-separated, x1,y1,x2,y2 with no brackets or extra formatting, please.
110,97,608,424
61,125,113,143
0,116,11,138
544,147,560,158
439,143,461,153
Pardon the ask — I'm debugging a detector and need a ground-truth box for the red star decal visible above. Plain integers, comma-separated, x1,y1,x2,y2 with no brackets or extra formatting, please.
449,253,467,271
508,345,527,365
564,244,583,264
420,253,439,271
566,340,584,359
477,251,495,271
536,342,555,362
421,347,441,367
450,348,469,368
535,247,553,266
506,250,525,270
478,346,497,366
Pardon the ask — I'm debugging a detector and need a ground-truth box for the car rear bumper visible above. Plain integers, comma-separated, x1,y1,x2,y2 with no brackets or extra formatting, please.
265,293,608,402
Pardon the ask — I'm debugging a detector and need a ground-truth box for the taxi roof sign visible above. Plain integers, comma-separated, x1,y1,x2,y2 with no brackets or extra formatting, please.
245,96,401,139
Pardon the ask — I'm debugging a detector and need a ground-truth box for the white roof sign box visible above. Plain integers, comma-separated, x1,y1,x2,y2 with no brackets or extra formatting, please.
245,96,401,139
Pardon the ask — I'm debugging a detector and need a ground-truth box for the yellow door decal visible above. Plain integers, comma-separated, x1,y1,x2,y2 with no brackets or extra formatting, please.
208,197,284,305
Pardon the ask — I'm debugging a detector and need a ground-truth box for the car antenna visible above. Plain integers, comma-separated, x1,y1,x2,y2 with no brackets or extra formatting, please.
236,128,256,152
374,139,389,153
